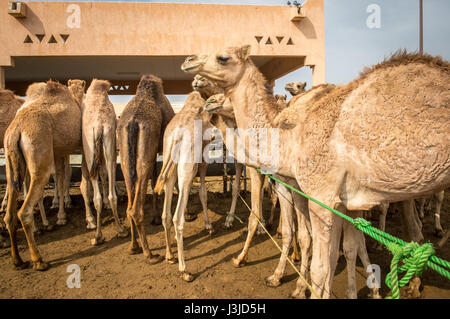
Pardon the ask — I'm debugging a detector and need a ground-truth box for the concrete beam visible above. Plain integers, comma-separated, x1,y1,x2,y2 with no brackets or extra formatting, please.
6,79,194,96
259,56,305,81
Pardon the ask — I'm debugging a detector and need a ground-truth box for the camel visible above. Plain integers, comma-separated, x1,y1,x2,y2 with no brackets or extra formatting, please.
0,89,24,247
3,79,84,271
117,74,164,264
80,79,128,245
203,94,381,299
285,81,306,97
182,46,450,298
154,75,230,282
190,75,248,229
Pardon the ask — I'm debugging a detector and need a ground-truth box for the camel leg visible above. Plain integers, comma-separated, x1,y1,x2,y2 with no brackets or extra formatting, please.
289,188,312,299
99,165,111,210
265,182,294,287
231,167,264,267
0,187,8,212
172,163,197,282
162,171,177,263
4,184,28,268
375,202,389,250
80,159,96,229
103,131,127,238
417,198,426,220
89,175,105,246
50,173,59,209
309,200,343,299
224,162,243,229
434,191,445,237
199,163,213,234
150,164,161,225
37,197,52,231
18,174,51,271
401,200,424,243
55,157,69,225
63,156,72,208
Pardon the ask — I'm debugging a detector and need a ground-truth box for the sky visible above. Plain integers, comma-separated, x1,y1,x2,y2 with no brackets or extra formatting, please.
37,0,450,103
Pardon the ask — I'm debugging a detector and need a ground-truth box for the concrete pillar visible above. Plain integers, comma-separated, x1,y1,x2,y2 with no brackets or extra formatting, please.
311,63,326,86
0,67,5,89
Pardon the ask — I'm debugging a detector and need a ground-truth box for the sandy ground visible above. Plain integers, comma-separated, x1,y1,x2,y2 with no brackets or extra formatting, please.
0,178,449,299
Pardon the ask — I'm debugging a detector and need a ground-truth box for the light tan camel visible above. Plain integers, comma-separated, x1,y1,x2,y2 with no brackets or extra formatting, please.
182,46,450,298
117,74,164,264
80,79,128,245
285,81,306,97
203,94,381,299
154,75,228,282
191,75,246,229
3,79,84,271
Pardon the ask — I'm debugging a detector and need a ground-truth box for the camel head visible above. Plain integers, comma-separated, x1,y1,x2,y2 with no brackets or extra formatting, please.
275,94,287,103
25,82,47,101
68,79,86,105
285,81,306,96
182,45,252,88
136,74,163,96
192,75,223,99
203,93,236,127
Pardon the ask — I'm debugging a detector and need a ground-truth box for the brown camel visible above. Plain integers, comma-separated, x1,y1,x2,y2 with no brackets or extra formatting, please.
80,79,128,245
182,46,449,298
3,79,84,271
275,94,287,109
0,89,24,247
117,74,164,264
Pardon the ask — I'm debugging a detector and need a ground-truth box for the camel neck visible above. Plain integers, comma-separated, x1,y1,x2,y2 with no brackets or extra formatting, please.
227,62,280,129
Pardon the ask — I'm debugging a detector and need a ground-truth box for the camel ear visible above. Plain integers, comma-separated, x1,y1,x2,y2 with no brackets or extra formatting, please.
284,94,287,99
81,80,86,89
68,79,73,86
238,45,251,61
302,82,307,89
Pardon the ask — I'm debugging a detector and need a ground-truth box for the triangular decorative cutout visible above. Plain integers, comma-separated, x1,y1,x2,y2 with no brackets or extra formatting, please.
265,37,273,45
60,34,70,43
114,85,119,90
35,34,45,42
109,86,114,91
125,85,130,90
24,35,33,43
120,86,125,90
287,38,294,45
276,36,284,43
48,35,57,44
255,36,263,44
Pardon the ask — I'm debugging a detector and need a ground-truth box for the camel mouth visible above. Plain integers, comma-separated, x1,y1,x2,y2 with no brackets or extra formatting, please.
181,63,202,74
203,103,220,113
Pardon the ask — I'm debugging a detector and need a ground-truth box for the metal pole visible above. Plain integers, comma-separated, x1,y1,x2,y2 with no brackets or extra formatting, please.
419,0,423,54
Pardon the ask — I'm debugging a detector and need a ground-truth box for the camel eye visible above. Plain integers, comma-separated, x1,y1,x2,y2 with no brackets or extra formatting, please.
217,56,230,64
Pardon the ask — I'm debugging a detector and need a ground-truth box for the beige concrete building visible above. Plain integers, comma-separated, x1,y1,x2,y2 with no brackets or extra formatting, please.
1,0,325,95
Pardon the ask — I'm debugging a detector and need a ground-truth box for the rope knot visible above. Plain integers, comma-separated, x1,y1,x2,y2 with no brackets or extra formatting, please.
385,242,435,299
352,217,371,230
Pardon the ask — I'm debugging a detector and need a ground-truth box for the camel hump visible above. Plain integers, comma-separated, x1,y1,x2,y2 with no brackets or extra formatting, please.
25,82,47,100
44,80,67,96
90,79,111,92
136,74,163,95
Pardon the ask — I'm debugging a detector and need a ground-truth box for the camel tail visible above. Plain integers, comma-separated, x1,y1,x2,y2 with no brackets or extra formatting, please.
5,128,26,193
126,119,139,187
89,127,103,177
154,141,176,195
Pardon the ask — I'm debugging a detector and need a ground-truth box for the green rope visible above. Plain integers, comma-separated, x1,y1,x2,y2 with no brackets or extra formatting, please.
256,168,450,298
